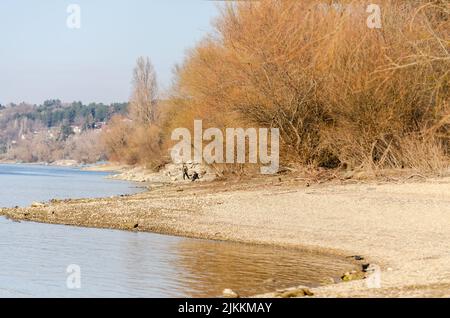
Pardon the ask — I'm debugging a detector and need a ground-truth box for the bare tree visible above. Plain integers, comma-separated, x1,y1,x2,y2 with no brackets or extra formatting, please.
129,56,158,125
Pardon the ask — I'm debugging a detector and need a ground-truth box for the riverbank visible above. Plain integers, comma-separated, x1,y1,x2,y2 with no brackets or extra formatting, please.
0,159,82,167
83,162,217,183
1,172,450,297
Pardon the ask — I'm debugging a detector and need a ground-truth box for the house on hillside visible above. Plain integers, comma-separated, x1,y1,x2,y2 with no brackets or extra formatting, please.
71,125,82,134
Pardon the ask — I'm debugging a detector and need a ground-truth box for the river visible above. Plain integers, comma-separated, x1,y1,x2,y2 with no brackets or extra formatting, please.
0,164,352,297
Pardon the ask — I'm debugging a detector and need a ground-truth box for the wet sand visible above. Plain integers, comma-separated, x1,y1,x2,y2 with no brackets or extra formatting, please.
1,174,450,297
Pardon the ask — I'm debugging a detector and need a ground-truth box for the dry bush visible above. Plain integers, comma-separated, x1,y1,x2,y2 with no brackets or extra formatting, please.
317,0,450,170
64,130,106,164
397,134,449,173
166,0,449,172
101,115,165,169
127,125,164,169
101,115,134,163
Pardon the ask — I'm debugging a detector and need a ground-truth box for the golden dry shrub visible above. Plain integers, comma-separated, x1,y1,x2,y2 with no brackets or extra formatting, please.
127,124,164,169
167,0,449,171
101,114,165,169
315,0,450,170
101,115,134,163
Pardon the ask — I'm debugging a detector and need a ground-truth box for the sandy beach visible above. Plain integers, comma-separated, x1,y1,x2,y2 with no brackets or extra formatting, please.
1,173,450,297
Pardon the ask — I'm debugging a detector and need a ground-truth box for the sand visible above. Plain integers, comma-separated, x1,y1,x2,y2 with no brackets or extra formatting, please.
1,174,450,297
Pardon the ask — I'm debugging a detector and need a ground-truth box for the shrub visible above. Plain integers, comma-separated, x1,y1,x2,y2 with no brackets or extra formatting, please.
166,0,449,171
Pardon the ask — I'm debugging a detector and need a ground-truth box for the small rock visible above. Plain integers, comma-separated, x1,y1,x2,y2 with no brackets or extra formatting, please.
347,255,364,261
341,271,365,282
341,272,352,281
320,277,335,285
263,278,276,284
222,289,239,298
31,202,45,208
278,288,314,298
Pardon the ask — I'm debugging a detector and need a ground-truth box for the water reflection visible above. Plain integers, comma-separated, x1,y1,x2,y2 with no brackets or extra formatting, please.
171,239,353,297
0,218,354,297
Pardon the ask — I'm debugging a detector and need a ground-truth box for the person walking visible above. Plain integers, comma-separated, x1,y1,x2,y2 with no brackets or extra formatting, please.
182,164,190,180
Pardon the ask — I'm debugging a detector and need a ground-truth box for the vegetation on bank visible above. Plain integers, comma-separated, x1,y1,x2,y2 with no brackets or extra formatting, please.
0,100,127,163
103,0,449,175
102,57,164,168
3,1,448,175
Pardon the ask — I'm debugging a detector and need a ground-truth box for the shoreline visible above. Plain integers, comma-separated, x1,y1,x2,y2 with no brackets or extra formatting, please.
1,171,450,297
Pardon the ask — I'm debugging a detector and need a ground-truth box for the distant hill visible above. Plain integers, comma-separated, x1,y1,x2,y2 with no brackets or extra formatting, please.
0,100,128,163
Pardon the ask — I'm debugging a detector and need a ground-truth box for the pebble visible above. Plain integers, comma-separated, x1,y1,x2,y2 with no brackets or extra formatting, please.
341,271,365,281
222,289,239,298
276,287,314,298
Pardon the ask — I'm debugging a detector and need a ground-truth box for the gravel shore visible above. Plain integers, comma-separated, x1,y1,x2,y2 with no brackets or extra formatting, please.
1,174,450,297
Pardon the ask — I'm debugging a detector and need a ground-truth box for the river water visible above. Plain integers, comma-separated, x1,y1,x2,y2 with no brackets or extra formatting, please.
0,164,352,297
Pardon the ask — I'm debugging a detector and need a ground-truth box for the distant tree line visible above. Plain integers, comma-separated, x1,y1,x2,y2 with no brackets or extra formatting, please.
0,100,128,163
14,100,127,129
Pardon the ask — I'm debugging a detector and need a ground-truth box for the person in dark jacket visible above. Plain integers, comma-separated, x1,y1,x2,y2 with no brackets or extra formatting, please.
182,164,190,180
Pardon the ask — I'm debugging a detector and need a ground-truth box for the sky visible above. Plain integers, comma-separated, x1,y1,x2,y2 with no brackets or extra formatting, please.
0,0,220,105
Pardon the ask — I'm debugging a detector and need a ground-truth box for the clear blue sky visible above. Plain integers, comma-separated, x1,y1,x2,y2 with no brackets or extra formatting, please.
0,0,220,105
